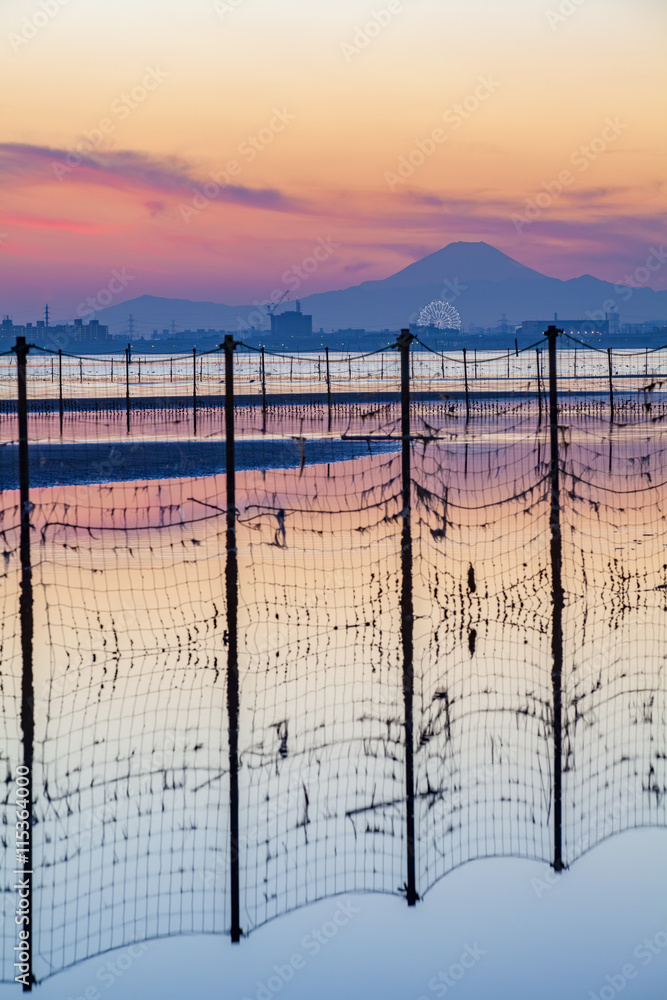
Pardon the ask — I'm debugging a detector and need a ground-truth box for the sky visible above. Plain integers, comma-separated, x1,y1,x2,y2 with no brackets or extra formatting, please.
1,0,666,322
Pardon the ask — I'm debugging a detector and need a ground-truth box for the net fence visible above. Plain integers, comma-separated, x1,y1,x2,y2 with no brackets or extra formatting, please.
1,334,666,985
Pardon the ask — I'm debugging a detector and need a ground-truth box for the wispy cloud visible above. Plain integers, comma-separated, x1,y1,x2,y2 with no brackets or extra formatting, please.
0,143,302,213
342,261,372,273
0,211,111,234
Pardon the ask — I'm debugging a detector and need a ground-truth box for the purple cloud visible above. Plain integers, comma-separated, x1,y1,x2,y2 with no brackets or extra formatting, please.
0,143,302,213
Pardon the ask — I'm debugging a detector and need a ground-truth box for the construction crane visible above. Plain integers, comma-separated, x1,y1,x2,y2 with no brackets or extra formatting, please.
266,290,289,316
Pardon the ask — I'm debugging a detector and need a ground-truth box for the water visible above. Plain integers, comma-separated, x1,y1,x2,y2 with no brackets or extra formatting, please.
0,392,665,992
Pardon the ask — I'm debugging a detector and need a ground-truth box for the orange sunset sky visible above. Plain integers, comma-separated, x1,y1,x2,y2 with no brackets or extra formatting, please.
1,0,666,320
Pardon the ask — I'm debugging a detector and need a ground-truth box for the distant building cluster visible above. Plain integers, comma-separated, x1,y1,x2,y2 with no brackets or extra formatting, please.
518,318,610,340
0,316,112,349
2,307,666,355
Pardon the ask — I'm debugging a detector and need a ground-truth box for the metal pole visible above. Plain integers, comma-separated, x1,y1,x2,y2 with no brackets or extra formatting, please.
58,349,63,436
193,348,197,436
325,346,332,430
474,348,477,379
398,329,417,907
125,344,131,434
224,335,241,943
546,325,564,873
607,347,614,422
14,337,34,991
260,347,267,415
536,349,542,424
462,348,470,422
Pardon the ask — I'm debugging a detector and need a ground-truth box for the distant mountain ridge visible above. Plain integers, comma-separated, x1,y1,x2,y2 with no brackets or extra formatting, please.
90,242,667,336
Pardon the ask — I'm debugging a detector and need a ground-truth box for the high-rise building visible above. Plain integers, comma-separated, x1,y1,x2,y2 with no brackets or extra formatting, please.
270,300,313,341
606,310,620,335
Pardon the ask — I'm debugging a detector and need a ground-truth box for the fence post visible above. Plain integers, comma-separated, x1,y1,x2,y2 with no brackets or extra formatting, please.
224,335,242,942
14,336,35,990
325,346,332,430
192,348,197,436
607,347,614,421
536,349,542,424
125,344,131,434
462,348,470,422
546,325,564,873
58,349,63,436
398,328,417,906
